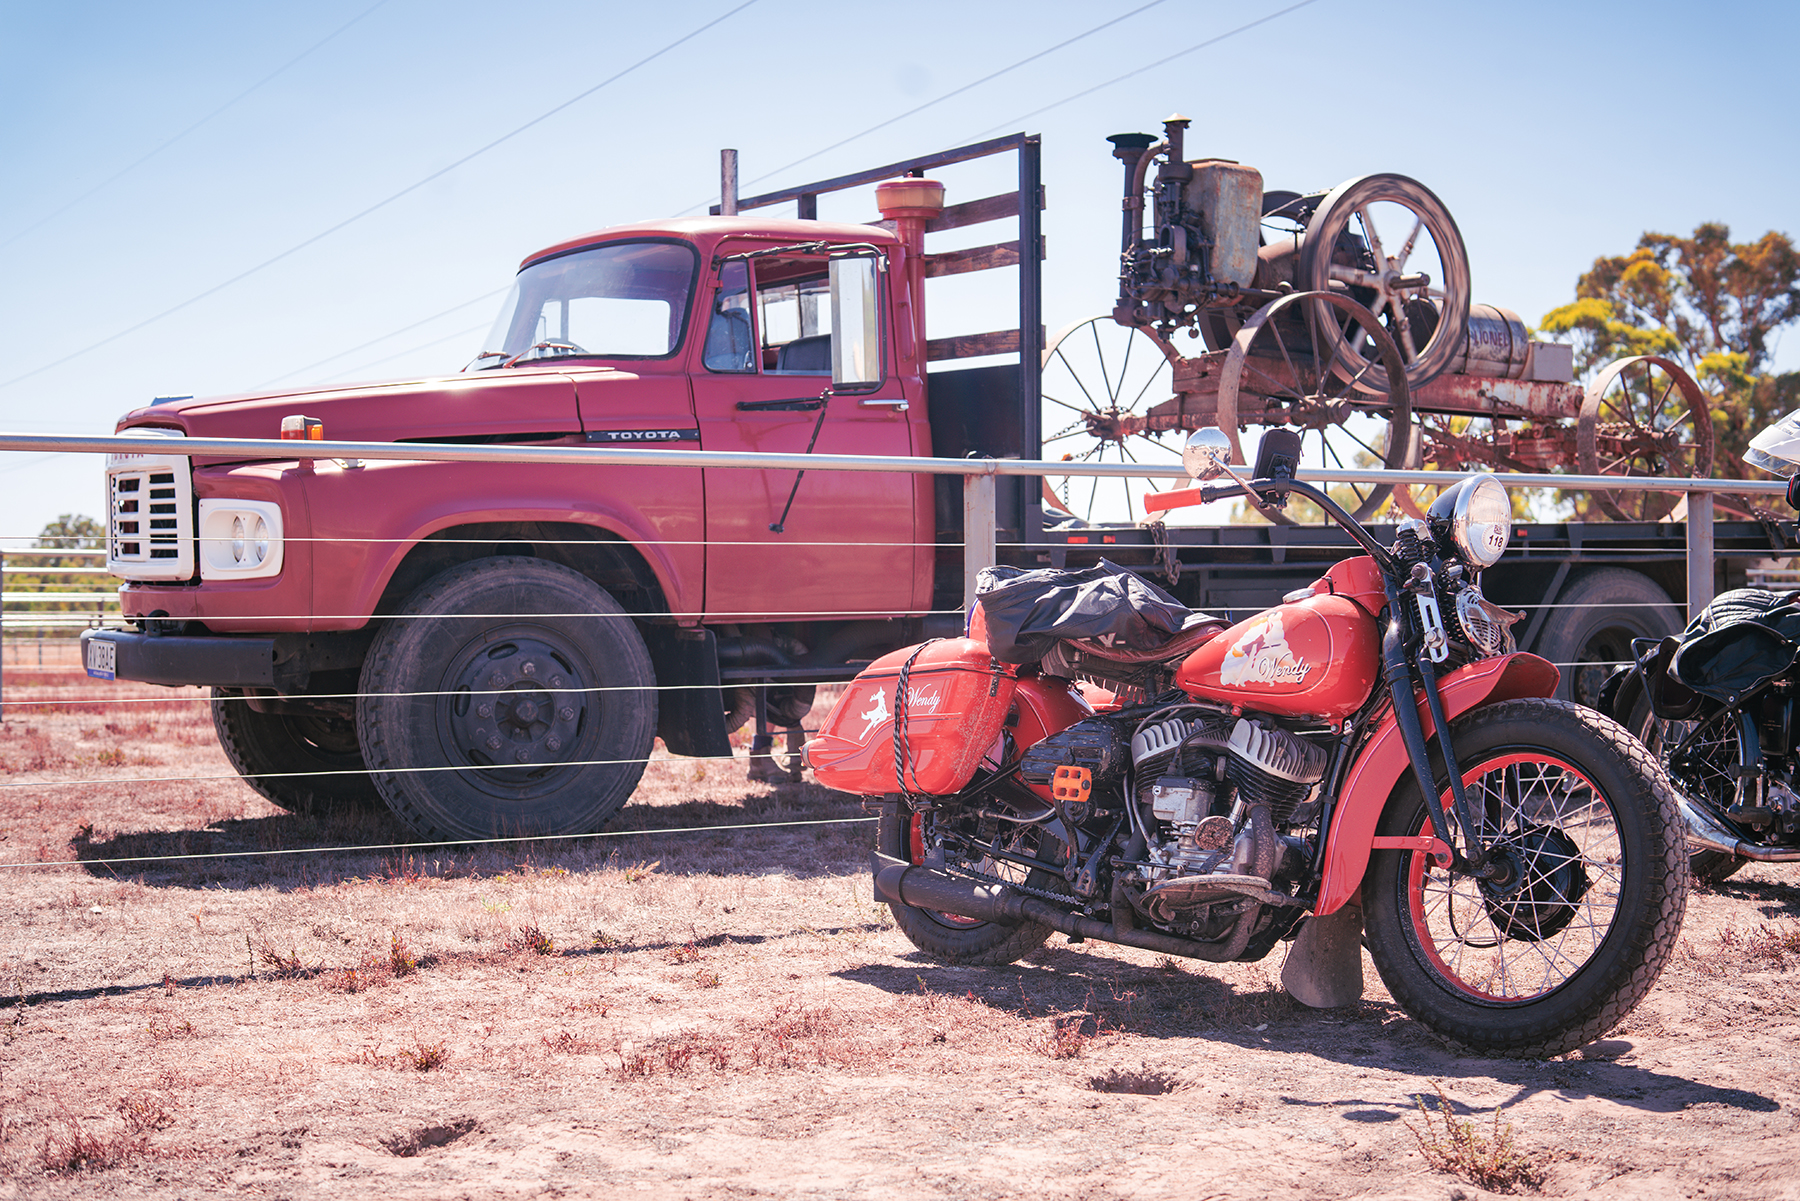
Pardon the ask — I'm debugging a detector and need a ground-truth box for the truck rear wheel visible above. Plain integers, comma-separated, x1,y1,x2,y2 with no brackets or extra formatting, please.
212,688,383,815
1533,568,1681,710
356,557,657,841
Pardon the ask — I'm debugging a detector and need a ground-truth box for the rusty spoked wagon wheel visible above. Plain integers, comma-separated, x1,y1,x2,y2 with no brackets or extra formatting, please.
1040,315,1186,522
1389,414,1572,521
1577,355,1713,522
1301,173,1472,395
1217,290,1416,525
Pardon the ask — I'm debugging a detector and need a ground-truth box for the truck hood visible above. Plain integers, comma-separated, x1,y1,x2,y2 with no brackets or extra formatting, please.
114,366,607,445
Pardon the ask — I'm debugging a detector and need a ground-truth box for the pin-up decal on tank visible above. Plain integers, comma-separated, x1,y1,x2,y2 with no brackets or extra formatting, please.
1218,612,1312,687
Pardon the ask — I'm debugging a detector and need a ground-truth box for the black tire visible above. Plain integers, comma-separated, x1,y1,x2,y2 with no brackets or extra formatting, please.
1362,698,1687,1058
1533,569,1682,710
211,688,383,815
876,800,1060,966
356,557,657,840
1618,692,1748,885
1689,848,1748,885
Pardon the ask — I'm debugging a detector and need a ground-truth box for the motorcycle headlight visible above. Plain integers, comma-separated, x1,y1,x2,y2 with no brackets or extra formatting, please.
1450,475,1511,569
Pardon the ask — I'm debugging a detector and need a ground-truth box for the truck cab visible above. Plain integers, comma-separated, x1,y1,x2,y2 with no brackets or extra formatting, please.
86,211,959,840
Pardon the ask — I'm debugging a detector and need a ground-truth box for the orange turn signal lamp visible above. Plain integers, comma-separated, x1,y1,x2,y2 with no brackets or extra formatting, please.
280,415,324,440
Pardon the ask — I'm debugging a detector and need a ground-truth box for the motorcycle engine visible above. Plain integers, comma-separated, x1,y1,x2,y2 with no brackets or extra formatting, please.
1129,711,1328,874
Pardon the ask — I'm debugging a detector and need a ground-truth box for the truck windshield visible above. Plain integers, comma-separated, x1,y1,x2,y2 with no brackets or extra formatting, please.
469,240,697,369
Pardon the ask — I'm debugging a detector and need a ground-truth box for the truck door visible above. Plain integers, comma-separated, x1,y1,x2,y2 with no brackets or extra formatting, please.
690,249,927,622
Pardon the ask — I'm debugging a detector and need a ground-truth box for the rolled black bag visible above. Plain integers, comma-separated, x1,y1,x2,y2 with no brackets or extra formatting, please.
974,559,1193,666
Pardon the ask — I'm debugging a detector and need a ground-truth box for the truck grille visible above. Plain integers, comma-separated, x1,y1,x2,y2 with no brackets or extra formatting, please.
107,431,195,581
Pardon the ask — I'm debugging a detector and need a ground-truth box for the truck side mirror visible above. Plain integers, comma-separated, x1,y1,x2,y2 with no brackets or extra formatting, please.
829,256,882,391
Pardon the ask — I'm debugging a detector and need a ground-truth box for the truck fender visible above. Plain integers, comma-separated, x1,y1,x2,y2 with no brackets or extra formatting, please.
1312,652,1561,916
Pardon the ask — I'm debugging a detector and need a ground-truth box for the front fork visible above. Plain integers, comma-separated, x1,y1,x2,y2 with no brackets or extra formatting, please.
1379,578,1513,884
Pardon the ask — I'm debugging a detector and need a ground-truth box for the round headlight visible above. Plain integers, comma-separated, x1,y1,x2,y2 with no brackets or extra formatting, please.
230,515,247,563
251,515,270,564
1453,474,1511,569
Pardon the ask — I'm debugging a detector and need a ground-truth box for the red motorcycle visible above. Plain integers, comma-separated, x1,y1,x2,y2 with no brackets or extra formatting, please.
806,428,1687,1057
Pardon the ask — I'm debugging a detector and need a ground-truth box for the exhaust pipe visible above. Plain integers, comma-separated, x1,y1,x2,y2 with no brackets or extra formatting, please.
1678,795,1800,863
871,853,1258,963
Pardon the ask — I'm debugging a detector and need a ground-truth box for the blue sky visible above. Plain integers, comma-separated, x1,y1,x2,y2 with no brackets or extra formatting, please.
1,0,1795,539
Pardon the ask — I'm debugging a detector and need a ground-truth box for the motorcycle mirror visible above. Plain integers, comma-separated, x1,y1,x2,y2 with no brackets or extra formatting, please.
1787,475,1800,511
1181,428,1233,479
1253,428,1302,482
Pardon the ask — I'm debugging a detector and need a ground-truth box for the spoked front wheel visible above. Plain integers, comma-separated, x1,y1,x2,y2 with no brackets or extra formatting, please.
1363,698,1687,1057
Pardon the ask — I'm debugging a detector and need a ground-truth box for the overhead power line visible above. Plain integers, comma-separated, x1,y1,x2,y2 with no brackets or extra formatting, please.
0,0,759,397
0,0,395,252
681,0,1171,214
318,321,489,383
972,0,1326,137
110,0,1321,401
257,288,505,387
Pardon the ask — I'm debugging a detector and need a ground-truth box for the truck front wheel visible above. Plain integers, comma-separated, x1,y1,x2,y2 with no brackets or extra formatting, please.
212,689,383,816
356,557,658,840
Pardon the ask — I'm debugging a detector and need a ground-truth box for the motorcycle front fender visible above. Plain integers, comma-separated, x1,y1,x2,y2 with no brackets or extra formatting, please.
1313,652,1561,916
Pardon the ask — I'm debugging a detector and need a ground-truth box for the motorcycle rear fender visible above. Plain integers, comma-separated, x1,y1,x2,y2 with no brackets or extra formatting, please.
1313,652,1561,916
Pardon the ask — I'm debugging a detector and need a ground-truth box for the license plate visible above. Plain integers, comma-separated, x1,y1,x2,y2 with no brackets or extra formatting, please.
85,637,116,681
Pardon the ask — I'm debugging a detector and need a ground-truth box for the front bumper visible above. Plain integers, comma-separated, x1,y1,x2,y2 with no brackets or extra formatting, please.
81,628,279,688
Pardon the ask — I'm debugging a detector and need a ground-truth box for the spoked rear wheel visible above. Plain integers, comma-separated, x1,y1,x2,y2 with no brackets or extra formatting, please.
1363,698,1686,1057
877,799,1063,965
1623,698,1749,885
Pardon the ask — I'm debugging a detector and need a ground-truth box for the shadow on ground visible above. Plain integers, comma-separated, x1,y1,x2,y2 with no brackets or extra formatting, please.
68,787,871,891
838,943,1781,1119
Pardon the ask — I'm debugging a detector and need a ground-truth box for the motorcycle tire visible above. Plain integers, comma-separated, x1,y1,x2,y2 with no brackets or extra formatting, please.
1689,848,1748,885
876,800,1062,966
1363,697,1687,1058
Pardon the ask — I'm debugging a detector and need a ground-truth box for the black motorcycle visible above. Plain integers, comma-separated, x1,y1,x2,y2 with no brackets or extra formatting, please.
1604,451,1800,882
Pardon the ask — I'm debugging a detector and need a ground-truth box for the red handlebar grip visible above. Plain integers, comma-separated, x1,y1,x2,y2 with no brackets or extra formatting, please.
1143,486,1207,514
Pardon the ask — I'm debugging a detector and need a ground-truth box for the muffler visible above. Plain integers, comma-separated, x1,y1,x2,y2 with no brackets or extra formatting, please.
871,853,1259,962
1678,795,1800,863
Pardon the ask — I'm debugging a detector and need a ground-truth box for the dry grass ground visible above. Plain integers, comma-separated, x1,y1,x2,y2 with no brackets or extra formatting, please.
3,656,1800,1199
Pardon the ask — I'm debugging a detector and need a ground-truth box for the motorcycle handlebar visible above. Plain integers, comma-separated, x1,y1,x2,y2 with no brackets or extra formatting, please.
1142,476,1396,573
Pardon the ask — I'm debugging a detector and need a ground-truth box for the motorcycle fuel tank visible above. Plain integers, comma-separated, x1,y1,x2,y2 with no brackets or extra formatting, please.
1175,594,1379,721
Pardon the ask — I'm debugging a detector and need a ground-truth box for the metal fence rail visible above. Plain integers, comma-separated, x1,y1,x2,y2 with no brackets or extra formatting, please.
2,429,1784,617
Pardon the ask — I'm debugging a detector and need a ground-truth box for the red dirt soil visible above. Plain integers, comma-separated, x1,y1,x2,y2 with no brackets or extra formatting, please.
2,663,1798,1199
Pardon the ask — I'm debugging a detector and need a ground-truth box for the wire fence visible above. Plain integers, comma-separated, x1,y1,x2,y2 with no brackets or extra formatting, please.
0,430,1787,875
